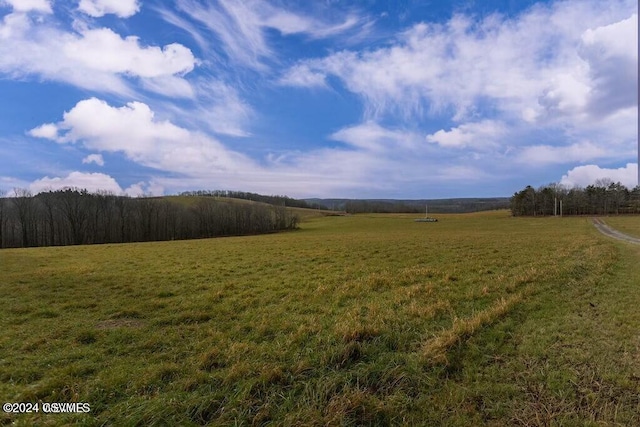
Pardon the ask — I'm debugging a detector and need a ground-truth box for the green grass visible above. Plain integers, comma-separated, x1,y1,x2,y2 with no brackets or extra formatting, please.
1,211,638,425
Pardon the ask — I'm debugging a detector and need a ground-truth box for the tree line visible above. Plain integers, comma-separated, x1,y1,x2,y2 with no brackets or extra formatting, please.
179,190,328,210
510,179,640,216
0,188,299,249
344,198,510,214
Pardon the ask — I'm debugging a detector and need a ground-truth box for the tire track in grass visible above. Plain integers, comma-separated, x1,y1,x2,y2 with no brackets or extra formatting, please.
420,290,528,365
592,218,640,245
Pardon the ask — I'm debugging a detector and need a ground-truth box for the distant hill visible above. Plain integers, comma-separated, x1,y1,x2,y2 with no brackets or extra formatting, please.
171,190,508,214
305,197,510,214
179,190,328,210
164,195,333,220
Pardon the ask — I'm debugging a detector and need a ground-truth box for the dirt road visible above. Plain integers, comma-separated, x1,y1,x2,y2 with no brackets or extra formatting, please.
592,218,640,245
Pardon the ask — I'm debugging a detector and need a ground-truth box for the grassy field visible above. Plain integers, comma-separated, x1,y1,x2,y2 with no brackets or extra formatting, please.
1,211,639,425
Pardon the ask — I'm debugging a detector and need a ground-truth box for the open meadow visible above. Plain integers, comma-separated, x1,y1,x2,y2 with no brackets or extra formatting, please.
1,210,639,425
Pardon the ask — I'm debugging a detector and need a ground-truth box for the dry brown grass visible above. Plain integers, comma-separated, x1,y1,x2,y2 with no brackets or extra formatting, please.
421,291,525,364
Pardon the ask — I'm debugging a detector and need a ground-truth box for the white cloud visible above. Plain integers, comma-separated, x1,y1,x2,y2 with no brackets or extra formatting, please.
122,182,146,196
82,154,104,166
64,28,196,78
330,121,420,152
426,120,505,149
29,97,254,174
518,141,611,165
5,0,635,201
0,10,197,96
28,122,58,139
30,171,125,194
292,0,635,125
154,7,209,53
159,79,253,137
263,8,360,39
29,100,480,198
1,0,51,13
28,172,161,196
193,80,252,137
436,165,489,182
28,97,513,199
580,14,638,117
278,64,327,88
172,0,363,70
173,0,271,70
278,0,637,189
78,0,140,18
560,163,638,189
140,75,195,99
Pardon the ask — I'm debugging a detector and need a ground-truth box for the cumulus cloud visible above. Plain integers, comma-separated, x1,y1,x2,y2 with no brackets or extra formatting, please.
63,28,196,78
580,14,638,117
0,9,197,96
426,121,505,149
1,0,51,13
29,97,254,174
78,0,140,18
28,122,58,139
560,163,638,189
30,172,126,194
82,154,104,166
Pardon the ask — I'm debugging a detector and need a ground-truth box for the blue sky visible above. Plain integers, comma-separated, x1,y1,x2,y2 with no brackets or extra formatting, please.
0,0,637,198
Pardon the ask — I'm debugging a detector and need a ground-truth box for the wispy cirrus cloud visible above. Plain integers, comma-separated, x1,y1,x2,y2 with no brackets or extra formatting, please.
330,121,422,153
167,0,366,71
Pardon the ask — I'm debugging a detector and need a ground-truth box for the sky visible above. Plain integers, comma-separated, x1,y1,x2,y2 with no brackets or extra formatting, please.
0,0,637,199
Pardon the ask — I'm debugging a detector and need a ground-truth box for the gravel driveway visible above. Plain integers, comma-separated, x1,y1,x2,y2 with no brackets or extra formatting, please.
592,218,640,245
